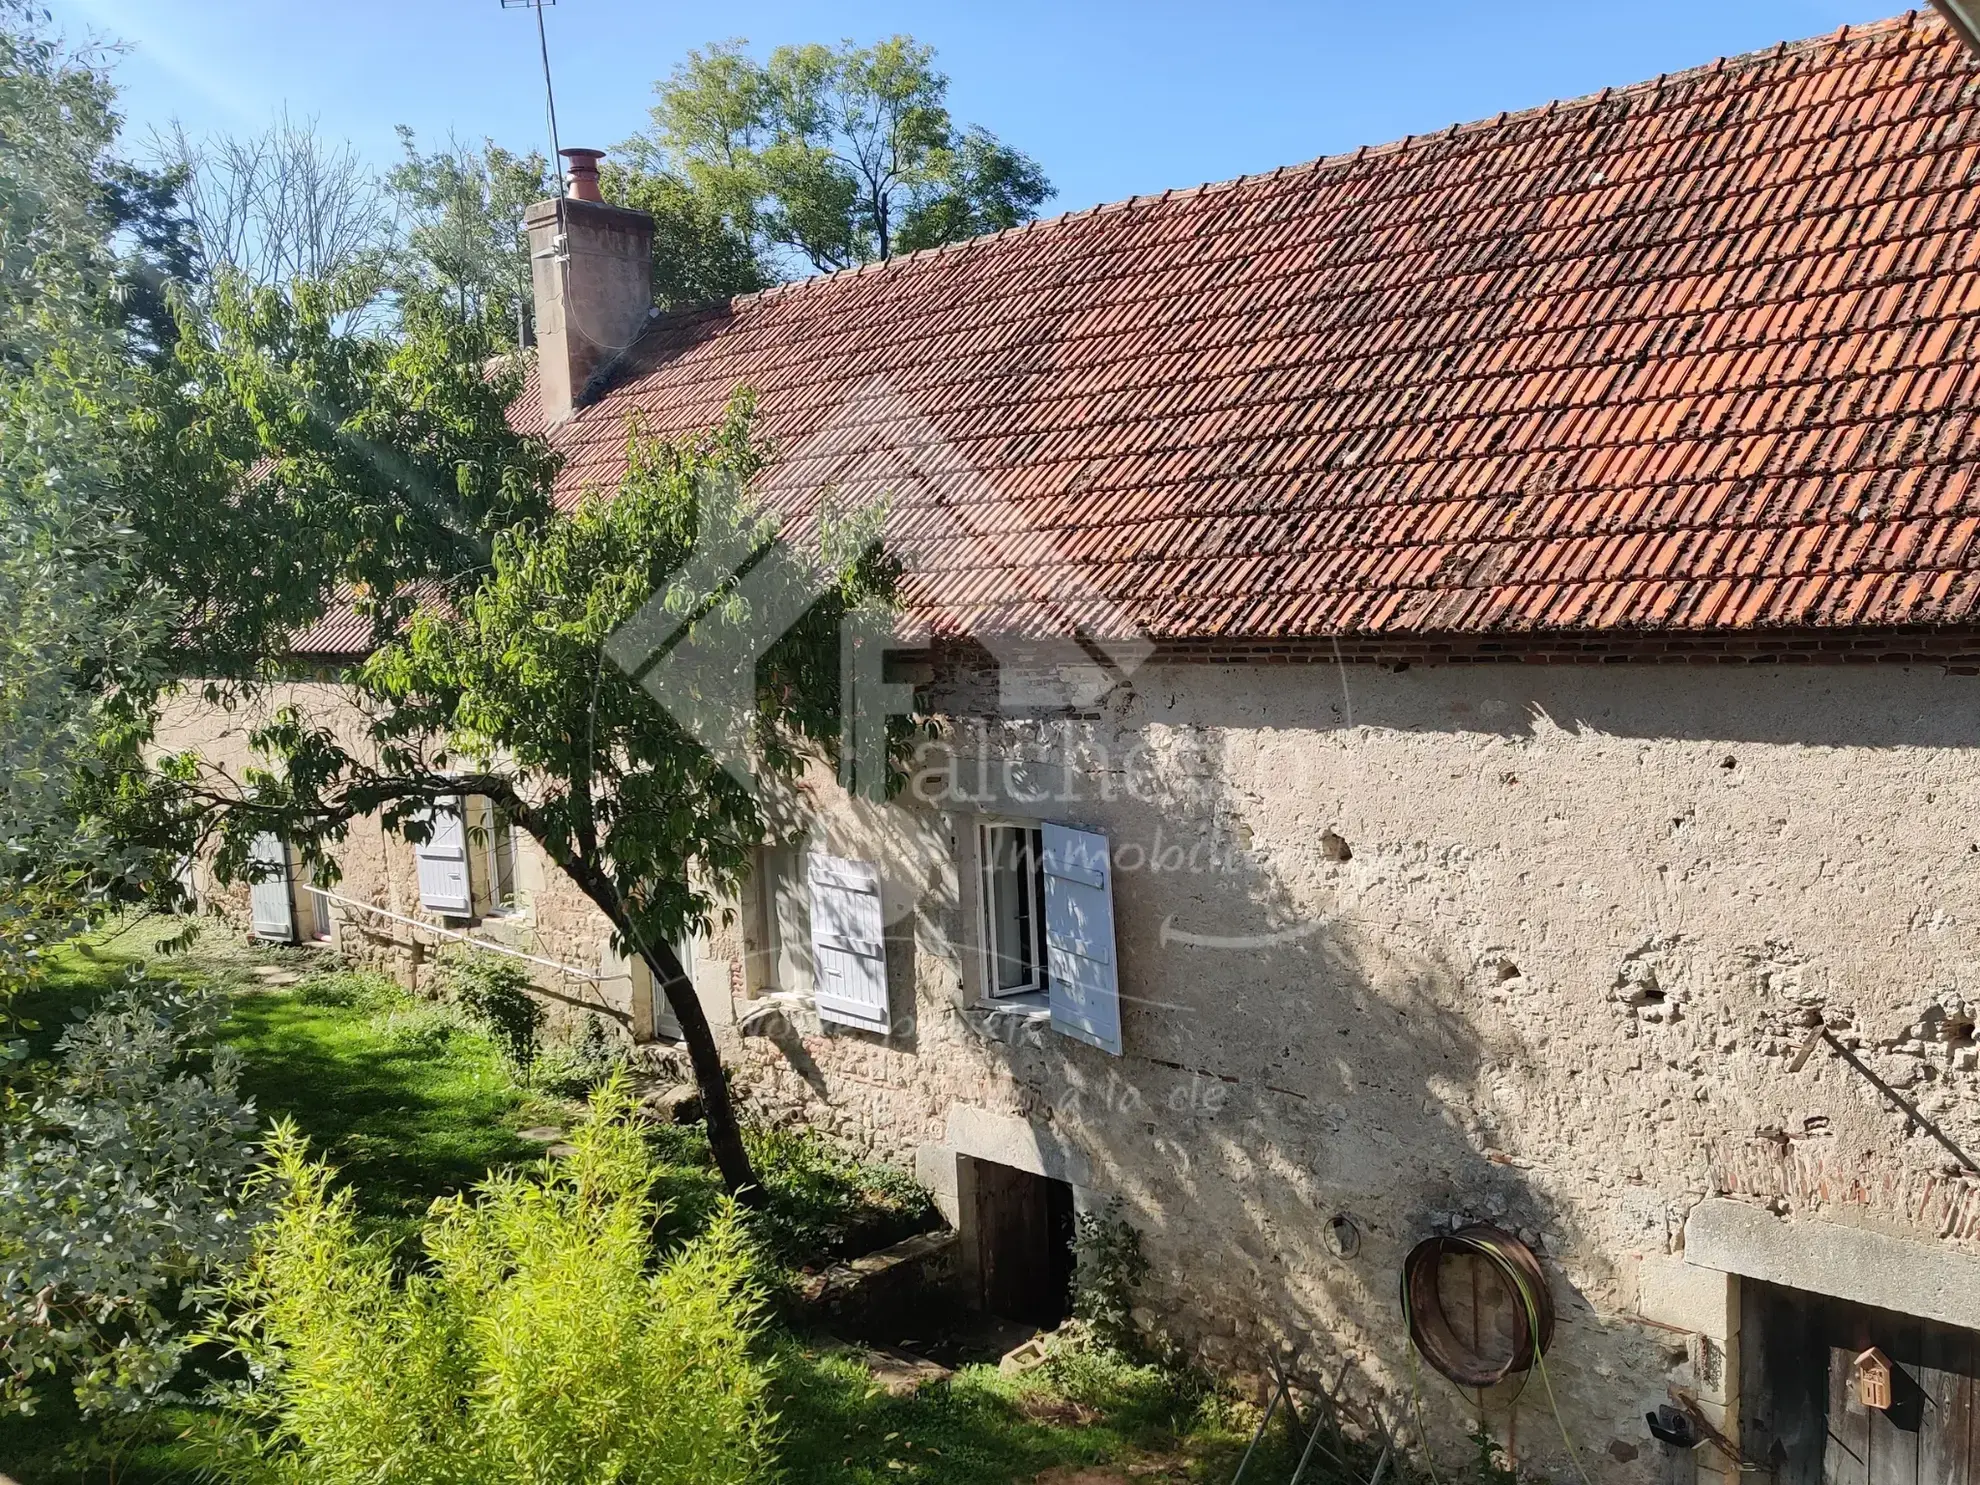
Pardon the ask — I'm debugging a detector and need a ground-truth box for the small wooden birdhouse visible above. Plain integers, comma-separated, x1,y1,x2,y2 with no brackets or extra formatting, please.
1854,1347,1894,1410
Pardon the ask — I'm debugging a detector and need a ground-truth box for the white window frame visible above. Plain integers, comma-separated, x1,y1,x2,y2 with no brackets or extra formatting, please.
965,815,1125,1055
622,935,691,1043
297,881,335,944
753,841,815,997
976,819,1048,1001
480,802,522,917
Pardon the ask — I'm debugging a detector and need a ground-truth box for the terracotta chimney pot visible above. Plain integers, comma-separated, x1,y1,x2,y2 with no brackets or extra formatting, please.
561,147,607,203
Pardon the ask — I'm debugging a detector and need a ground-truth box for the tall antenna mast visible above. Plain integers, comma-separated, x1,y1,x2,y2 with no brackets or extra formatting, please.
501,0,564,195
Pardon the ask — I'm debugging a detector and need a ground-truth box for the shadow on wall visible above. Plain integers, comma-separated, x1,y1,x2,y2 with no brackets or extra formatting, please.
1186,658,1980,751
949,710,1679,1479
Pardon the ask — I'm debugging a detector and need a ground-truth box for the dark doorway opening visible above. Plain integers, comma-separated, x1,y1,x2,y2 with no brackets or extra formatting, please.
1741,1279,1980,1484
966,1156,1076,1327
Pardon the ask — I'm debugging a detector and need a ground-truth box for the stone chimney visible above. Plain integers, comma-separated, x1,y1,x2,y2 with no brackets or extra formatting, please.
525,148,653,424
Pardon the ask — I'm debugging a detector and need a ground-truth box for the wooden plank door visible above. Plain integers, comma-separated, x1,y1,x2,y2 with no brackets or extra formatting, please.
974,1159,1053,1322
1743,1279,1829,1483
970,1160,1076,1326
1820,1306,1974,1485
1920,1324,1977,1485
1745,1280,1980,1485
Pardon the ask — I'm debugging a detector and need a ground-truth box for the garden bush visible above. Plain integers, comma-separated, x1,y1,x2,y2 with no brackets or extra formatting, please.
1068,1198,1150,1355
637,1122,936,1268
197,1075,776,1485
438,952,545,1083
535,1011,628,1098
0,971,261,1416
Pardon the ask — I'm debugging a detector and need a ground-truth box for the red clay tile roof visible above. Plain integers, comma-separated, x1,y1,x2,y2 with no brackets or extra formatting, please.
289,596,379,659
534,11,1980,647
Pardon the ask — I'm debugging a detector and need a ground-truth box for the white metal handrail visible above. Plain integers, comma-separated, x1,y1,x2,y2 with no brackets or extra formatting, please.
308,886,604,982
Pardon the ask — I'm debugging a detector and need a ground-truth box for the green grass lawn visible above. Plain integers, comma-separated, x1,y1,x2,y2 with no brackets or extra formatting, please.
224,979,549,1246
1,919,1423,1485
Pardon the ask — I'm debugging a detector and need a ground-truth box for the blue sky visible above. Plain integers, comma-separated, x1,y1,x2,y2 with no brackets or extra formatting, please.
59,0,1895,215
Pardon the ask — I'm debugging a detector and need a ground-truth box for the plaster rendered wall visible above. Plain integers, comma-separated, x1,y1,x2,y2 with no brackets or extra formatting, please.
152,683,639,1031
717,658,1980,1482
156,664,1980,1478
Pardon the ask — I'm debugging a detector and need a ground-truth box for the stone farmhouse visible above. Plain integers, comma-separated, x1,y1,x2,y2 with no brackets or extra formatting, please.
171,11,1980,1482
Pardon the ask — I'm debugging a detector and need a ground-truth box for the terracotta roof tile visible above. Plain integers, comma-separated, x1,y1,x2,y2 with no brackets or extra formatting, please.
493,13,1980,647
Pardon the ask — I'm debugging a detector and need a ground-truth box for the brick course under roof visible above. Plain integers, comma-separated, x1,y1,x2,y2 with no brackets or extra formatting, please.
535,12,1980,647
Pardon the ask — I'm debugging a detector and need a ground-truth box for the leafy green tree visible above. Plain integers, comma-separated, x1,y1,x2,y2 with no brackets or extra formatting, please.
120,279,556,677
626,34,1052,274
387,130,550,348
0,7,262,1424
0,0,181,1037
113,282,894,1197
97,156,199,362
596,160,768,310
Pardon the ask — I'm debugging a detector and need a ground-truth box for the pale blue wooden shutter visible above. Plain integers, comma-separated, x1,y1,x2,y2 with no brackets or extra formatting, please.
415,798,472,915
807,854,889,1031
1043,823,1122,1055
248,832,296,942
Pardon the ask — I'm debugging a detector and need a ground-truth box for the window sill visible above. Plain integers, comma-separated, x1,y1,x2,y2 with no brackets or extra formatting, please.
974,994,1050,1023
738,992,814,1030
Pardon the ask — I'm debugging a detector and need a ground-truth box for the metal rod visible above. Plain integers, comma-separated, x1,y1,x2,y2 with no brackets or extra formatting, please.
534,1,563,192
1288,1404,1332,1485
310,886,602,982
1230,1374,1289,1485
1808,1025,1979,1175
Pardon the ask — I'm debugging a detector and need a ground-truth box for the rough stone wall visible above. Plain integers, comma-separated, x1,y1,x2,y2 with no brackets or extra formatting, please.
153,684,636,1032
717,658,1980,1481
156,662,1980,1479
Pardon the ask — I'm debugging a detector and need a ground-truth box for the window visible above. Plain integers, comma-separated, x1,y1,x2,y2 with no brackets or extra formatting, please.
971,818,1125,1057
298,884,334,943
755,843,815,995
623,937,691,1042
980,823,1046,997
484,807,520,914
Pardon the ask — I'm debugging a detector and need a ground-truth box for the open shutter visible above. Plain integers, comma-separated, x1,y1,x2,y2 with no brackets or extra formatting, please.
807,853,889,1030
1042,823,1122,1055
415,798,472,915
247,833,296,942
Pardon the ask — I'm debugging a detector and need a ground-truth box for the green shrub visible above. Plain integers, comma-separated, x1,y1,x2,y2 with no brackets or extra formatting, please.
439,953,545,1083
1069,1198,1149,1355
536,1012,627,1098
0,973,261,1416
291,969,407,1011
742,1126,934,1265
197,1076,775,1485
